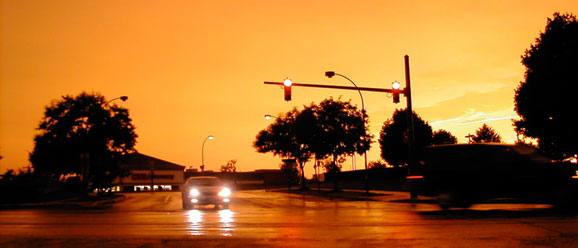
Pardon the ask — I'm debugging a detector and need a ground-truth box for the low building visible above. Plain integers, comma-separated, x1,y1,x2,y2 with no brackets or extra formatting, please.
184,169,291,189
113,153,185,192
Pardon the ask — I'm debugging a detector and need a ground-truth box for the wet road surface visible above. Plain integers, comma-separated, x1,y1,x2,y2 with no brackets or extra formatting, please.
1,190,578,247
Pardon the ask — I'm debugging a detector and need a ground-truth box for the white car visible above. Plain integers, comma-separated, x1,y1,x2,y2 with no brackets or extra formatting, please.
182,176,231,209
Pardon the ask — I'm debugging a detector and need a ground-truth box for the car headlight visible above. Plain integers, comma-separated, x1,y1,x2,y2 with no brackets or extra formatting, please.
218,187,231,197
189,188,200,197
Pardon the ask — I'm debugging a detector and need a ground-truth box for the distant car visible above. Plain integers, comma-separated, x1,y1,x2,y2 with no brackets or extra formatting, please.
182,176,231,209
407,143,578,209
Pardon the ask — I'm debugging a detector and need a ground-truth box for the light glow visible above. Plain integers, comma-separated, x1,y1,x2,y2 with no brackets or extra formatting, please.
218,187,232,197
406,175,424,180
189,188,200,197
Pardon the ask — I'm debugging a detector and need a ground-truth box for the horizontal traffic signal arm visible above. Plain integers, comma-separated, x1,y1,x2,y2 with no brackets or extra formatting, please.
263,81,406,95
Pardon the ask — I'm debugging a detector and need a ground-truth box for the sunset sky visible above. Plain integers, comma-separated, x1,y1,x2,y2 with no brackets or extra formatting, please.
2,0,578,175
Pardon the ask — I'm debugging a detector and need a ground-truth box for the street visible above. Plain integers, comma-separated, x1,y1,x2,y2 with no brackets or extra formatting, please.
1,190,578,247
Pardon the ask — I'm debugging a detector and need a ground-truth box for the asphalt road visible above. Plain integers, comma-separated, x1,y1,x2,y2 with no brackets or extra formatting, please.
1,190,578,247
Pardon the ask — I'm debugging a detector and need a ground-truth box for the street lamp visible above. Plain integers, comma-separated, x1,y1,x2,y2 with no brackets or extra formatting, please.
325,71,369,193
105,96,128,106
201,135,214,172
264,114,277,120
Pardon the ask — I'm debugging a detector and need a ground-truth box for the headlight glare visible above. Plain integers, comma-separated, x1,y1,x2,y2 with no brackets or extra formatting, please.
189,188,200,197
218,187,231,197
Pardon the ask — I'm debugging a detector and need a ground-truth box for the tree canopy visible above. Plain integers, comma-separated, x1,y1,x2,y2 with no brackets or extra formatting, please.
254,108,314,187
220,159,237,173
432,129,458,145
29,92,137,191
254,98,371,188
379,109,432,167
306,98,372,165
514,12,578,158
472,124,502,143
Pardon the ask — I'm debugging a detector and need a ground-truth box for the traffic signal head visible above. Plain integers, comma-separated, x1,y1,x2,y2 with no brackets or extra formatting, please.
392,81,401,104
283,78,292,101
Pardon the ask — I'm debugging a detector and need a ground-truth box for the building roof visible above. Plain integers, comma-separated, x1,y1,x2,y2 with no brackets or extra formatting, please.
121,153,185,171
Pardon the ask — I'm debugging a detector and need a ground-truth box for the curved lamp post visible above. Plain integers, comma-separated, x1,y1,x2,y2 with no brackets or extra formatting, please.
264,114,277,120
325,71,369,193
325,72,364,111
105,96,128,106
201,135,214,172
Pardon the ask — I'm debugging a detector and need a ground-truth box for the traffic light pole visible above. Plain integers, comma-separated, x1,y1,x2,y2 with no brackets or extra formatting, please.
404,55,417,199
265,55,416,199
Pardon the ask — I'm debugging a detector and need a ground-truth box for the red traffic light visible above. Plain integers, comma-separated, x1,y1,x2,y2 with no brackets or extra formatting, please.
392,81,401,104
284,79,292,101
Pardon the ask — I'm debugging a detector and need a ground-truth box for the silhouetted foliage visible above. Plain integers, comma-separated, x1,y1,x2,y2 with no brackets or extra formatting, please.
306,98,371,163
379,109,433,167
220,159,237,173
0,168,67,203
472,124,502,143
432,129,458,145
254,108,313,188
306,98,371,190
368,160,389,169
29,92,137,193
514,12,578,158
254,98,371,190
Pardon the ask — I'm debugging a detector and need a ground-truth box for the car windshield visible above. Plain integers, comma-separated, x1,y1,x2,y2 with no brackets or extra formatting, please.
188,178,221,186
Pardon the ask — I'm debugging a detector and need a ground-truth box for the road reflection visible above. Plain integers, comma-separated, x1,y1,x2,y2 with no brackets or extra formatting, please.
186,210,203,236
185,209,235,236
219,209,234,236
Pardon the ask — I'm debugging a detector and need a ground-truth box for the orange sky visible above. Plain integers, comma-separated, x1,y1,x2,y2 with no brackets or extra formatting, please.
2,0,578,175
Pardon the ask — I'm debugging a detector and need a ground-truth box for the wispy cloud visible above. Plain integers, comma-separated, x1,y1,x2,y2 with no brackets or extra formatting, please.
428,109,519,143
431,109,517,127
457,115,517,126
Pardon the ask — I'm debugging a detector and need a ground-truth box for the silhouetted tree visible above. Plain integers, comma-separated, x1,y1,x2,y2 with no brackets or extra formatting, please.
254,108,313,189
254,98,371,191
220,159,237,172
514,12,578,158
305,98,371,191
432,129,458,145
379,109,433,167
29,92,137,193
368,160,389,169
472,124,502,143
